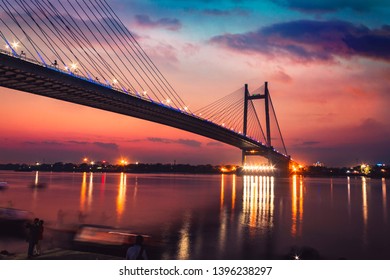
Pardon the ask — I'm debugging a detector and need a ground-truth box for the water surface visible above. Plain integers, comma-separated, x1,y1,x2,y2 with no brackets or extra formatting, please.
0,171,389,259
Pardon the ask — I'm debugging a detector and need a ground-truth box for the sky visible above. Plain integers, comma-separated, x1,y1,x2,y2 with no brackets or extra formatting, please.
0,0,389,167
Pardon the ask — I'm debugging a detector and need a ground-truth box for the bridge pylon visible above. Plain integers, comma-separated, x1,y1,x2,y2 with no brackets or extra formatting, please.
242,82,271,165
241,82,291,176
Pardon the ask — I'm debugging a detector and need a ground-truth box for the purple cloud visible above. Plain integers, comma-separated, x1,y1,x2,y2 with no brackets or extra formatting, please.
271,0,387,13
134,14,182,31
209,20,390,62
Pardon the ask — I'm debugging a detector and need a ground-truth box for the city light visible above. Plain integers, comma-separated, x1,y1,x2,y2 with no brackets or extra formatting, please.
242,165,275,172
361,163,371,175
220,166,237,173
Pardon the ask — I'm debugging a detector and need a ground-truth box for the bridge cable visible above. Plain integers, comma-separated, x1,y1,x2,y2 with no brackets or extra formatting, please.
69,0,142,94
100,0,190,112
15,0,92,77
42,0,132,92
194,87,243,117
0,0,51,63
15,0,67,66
79,0,163,102
269,93,288,155
248,100,266,142
209,98,243,130
93,0,186,109
86,0,174,107
33,0,118,86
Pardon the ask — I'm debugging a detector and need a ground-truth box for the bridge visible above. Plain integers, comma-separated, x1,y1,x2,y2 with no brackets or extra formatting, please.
0,0,294,174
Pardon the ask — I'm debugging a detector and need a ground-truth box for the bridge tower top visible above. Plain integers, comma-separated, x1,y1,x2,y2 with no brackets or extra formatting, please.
242,82,289,170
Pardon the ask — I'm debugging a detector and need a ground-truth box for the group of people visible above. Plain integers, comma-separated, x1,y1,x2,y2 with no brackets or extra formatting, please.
26,218,44,258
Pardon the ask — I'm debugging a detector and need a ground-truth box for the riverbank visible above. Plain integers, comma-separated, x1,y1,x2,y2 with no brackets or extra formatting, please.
0,248,123,260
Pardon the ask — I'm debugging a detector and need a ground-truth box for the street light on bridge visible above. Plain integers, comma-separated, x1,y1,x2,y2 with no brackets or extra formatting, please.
70,62,78,72
11,41,19,50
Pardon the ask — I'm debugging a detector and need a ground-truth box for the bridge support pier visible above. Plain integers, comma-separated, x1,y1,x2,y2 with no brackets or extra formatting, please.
241,150,246,166
241,148,291,177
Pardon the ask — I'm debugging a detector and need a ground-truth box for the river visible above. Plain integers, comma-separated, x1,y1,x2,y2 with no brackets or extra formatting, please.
0,171,389,260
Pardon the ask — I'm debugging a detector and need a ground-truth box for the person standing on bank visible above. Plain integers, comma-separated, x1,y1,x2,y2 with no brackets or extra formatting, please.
26,218,39,258
126,235,148,260
34,220,44,256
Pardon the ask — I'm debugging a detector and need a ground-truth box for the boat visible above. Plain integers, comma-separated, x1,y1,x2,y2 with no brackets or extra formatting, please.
74,224,149,246
72,224,150,257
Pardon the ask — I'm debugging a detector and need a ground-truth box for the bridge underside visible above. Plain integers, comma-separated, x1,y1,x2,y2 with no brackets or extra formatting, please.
242,149,291,175
0,53,290,168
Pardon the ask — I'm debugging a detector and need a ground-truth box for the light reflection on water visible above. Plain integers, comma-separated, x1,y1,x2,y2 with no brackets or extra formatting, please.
116,172,127,223
0,171,389,260
362,176,368,246
291,175,303,237
383,178,387,223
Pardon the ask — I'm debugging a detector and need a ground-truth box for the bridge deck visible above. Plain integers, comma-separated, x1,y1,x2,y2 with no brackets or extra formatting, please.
0,52,289,163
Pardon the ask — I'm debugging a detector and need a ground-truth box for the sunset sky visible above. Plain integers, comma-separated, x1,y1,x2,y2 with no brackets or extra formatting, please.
1,0,389,167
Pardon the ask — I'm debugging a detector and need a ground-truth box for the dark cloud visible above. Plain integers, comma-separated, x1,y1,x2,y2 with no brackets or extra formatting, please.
148,137,172,144
271,0,387,13
206,141,224,147
147,137,201,147
68,140,88,145
210,20,390,62
302,141,321,146
176,139,202,148
134,14,182,31
23,141,63,146
25,140,118,150
92,142,119,150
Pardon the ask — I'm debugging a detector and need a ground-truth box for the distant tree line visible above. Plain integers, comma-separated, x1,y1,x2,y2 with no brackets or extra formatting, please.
0,162,223,174
0,162,388,177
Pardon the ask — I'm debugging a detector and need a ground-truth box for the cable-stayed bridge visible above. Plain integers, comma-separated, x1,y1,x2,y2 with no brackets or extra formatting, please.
0,0,293,174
